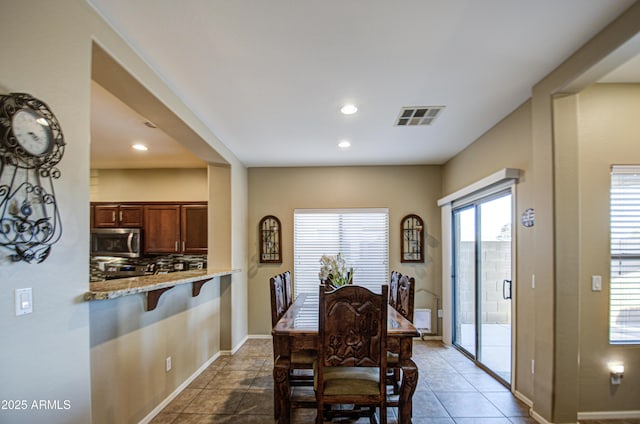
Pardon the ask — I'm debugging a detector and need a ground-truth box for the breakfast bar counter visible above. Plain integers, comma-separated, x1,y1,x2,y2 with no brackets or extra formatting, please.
85,268,238,310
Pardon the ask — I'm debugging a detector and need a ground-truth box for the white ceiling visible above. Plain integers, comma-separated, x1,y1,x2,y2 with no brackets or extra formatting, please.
88,0,638,169
90,81,208,169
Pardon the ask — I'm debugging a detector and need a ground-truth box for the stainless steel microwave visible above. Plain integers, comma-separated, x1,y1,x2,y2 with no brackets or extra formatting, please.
90,228,141,258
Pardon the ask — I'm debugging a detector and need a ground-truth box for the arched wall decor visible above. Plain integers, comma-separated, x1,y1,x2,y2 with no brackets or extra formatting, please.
259,215,282,263
401,214,424,263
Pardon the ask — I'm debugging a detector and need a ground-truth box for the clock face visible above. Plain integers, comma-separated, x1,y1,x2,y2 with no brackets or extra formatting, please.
12,108,53,156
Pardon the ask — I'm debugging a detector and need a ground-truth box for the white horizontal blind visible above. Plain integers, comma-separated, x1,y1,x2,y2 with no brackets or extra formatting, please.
610,165,640,343
294,209,389,295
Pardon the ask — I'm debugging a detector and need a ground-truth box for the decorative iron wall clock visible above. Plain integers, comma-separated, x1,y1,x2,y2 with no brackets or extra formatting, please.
259,215,281,263
401,214,424,263
0,93,65,263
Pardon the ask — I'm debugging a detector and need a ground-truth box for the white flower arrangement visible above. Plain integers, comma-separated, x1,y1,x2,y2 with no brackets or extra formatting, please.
319,253,353,287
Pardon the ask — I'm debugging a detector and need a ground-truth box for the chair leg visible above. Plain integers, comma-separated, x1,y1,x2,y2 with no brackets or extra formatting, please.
316,400,324,424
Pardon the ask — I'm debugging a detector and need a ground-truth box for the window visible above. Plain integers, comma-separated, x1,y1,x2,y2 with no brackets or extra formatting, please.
294,209,389,295
610,165,640,343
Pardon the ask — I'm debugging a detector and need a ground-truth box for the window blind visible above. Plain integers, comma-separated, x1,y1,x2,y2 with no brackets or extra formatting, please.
294,209,389,295
610,165,640,343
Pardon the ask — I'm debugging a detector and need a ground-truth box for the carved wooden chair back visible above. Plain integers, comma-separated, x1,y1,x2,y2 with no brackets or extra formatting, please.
389,270,400,309
316,284,389,423
282,270,293,308
396,274,415,322
269,274,288,328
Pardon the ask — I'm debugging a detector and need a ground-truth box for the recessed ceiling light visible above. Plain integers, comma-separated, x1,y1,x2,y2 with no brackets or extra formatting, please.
338,140,351,149
132,144,148,151
340,104,358,115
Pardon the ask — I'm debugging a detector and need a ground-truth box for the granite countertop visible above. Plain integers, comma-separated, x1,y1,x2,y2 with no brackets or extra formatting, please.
85,268,238,301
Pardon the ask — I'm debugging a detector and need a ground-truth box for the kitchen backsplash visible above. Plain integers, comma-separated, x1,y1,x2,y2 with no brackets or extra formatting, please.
90,254,207,282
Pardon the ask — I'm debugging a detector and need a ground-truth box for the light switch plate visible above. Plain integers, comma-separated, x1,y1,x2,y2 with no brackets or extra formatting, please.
592,275,602,292
15,288,33,316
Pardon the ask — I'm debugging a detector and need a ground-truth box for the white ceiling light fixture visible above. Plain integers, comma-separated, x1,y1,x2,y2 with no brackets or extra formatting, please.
338,140,351,149
132,143,148,151
340,104,358,115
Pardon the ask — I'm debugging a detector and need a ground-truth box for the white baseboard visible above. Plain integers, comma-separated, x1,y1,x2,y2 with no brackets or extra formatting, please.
526,407,640,423
231,334,250,355
513,390,533,407
578,410,640,420
217,335,252,357
138,350,223,424
530,409,556,424
248,334,272,339
138,334,267,423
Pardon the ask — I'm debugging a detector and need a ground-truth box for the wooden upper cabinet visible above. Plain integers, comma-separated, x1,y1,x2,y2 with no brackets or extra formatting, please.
94,204,143,228
182,204,208,254
144,205,181,254
119,205,145,227
143,203,208,254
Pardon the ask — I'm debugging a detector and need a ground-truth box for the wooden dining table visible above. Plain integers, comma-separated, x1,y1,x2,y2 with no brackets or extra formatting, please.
272,292,421,424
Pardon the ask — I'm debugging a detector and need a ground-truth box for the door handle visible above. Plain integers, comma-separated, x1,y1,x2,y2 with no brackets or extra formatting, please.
127,232,134,253
503,279,512,300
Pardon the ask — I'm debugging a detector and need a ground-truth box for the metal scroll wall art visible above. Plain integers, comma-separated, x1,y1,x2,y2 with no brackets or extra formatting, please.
0,93,66,263
259,215,282,263
401,214,424,263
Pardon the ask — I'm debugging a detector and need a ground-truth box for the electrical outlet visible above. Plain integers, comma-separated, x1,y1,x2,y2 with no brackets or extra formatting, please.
437,309,443,318
165,356,172,372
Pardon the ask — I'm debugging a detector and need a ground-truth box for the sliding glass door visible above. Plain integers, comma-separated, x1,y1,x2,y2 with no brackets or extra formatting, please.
453,206,476,356
453,190,513,385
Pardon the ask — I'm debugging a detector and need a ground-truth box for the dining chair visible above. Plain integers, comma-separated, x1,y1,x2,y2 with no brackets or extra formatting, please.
385,271,401,393
270,274,288,328
280,271,315,384
269,273,316,375
396,274,415,322
315,284,389,424
269,273,315,419
283,270,294,308
387,273,416,400
388,271,400,310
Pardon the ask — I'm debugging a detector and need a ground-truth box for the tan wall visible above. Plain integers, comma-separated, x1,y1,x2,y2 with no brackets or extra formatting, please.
0,1,248,423
90,168,208,202
442,100,532,195
89,283,221,423
0,2,94,423
536,4,640,421
561,84,640,412
442,101,535,399
442,39,640,424
247,165,442,336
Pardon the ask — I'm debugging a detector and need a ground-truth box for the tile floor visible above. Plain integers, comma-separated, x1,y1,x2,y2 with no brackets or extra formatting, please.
149,338,636,424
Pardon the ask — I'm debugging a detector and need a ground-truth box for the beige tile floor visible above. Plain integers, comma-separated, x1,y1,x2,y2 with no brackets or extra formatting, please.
150,339,635,424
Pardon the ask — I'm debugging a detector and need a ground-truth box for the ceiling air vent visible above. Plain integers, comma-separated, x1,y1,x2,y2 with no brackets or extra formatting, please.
395,106,444,126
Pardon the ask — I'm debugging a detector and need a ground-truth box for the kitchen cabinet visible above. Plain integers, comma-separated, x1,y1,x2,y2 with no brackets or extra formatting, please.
93,204,143,228
181,204,208,254
143,203,207,254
